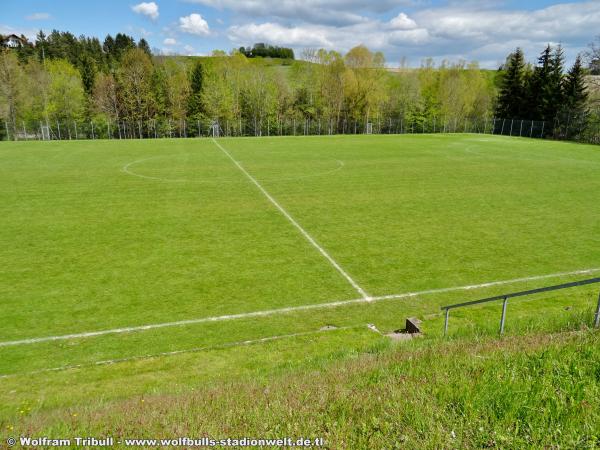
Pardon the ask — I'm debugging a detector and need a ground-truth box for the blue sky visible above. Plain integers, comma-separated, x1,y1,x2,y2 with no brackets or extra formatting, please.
2,1,599,68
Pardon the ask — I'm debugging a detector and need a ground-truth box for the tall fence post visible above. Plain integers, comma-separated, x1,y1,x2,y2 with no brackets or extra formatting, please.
519,119,523,137
530,120,534,138
541,121,545,138
500,297,508,335
594,291,600,328
444,309,450,336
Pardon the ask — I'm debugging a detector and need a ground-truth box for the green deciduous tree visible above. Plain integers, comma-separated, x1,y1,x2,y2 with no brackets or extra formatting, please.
0,50,25,137
46,59,85,124
117,48,154,122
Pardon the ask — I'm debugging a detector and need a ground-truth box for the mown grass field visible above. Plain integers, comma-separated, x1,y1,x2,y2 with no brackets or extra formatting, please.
1,133,599,436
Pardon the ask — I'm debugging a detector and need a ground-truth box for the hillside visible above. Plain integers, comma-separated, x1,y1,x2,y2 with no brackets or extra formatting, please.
10,327,600,448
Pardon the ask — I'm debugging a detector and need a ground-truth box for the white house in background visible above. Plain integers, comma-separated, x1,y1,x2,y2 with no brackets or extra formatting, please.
1,34,25,48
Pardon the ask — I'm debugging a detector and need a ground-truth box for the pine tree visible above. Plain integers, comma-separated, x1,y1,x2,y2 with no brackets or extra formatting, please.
563,55,588,112
78,54,97,96
187,61,204,118
560,55,589,138
137,38,152,57
542,45,565,121
114,33,136,60
496,48,527,118
35,30,47,63
525,45,551,119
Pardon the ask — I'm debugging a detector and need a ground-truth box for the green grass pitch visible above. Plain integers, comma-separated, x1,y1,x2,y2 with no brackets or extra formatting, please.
1,134,599,416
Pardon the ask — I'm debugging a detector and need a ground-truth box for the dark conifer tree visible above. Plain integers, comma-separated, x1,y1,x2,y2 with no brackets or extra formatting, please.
35,30,47,63
559,55,589,138
103,35,115,56
78,54,98,96
496,48,528,118
138,38,152,57
113,33,136,59
525,45,551,119
542,45,565,121
563,55,588,112
187,61,204,118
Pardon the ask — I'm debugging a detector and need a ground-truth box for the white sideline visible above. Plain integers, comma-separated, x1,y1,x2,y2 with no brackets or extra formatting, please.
211,138,370,300
1,267,598,348
0,326,359,379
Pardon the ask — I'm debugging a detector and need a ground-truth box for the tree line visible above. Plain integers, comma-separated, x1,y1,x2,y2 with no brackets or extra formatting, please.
238,43,294,60
496,44,591,139
0,31,496,139
1,29,598,141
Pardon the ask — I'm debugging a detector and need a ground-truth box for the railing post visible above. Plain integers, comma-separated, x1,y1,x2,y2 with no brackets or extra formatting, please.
444,309,449,336
594,291,600,328
500,297,508,335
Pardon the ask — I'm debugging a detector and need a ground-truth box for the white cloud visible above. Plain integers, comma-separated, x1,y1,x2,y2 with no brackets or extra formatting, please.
179,13,210,35
228,1,600,68
163,38,177,45
25,12,51,21
389,13,417,30
186,0,410,25
228,15,428,53
388,28,429,46
228,23,332,47
415,2,600,42
131,2,159,20
188,0,412,14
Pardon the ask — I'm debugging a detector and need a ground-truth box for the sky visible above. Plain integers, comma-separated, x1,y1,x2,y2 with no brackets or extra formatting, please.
2,0,599,68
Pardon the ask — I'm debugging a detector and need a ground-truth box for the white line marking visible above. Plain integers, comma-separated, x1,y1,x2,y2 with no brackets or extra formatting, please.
0,326,360,379
1,267,598,348
373,268,600,300
211,138,370,300
122,154,345,184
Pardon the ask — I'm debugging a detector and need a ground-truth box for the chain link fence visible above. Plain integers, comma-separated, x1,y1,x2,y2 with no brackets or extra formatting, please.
1,111,599,144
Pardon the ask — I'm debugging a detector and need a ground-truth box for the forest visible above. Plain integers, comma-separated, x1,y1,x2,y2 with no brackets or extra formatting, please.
0,29,598,140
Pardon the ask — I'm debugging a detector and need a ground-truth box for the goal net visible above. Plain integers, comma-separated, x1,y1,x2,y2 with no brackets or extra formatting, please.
41,125,51,141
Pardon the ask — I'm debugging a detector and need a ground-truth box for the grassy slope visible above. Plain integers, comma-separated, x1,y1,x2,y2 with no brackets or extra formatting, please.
8,329,600,449
1,134,599,430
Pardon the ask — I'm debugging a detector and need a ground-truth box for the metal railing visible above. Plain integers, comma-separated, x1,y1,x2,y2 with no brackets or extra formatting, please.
441,277,600,335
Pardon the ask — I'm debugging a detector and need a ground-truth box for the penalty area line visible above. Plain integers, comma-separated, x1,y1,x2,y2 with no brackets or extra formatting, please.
1,267,599,348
